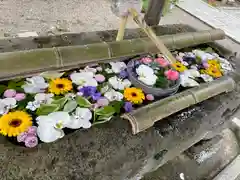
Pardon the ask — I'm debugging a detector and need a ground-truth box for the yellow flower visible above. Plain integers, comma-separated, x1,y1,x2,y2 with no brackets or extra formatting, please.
49,78,73,95
172,61,187,72
0,111,32,137
124,87,145,104
205,66,222,78
208,59,221,69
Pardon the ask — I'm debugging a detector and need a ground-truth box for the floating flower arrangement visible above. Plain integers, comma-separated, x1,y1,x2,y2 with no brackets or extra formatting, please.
172,48,233,87
0,47,233,148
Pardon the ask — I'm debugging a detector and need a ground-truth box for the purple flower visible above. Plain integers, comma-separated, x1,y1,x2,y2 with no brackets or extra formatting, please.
79,86,102,101
79,86,97,97
27,126,37,135
4,89,16,98
124,102,133,113
119,70,128,79
202,62,209,69
24,135,38,148
146,94,154,101
91,92,102,101
14,93,26,101
17,132,28,142
95,74,105,82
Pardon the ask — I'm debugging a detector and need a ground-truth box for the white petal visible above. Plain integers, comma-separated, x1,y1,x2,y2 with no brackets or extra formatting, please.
48,111,71,126
37,125,64,143
136,65,154,77
2,98,16,106
84,78,98,87
22,84,38,93
76,107,92,120
35,93,46,102
66,108,92,129
29,76,45,84
115,91,124,101
109,76,119,89
184,69,200,78
81,121,92,129
138,75,157,86
36,116,54,125
101,85,111,94
105,90,123,101
110,62,127,73
123,79,131,88
80,66,97,74
200,74,213,82
180,75,199,87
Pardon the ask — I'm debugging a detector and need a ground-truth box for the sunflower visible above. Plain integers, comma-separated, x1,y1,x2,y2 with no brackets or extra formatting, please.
172,61,187,72
0,111,32,137
207,59,221,69
49,78,73,95
124,87,145,104
205,66,222,78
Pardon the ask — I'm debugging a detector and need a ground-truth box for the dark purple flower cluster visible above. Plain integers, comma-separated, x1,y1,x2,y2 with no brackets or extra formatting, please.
79,86,102,101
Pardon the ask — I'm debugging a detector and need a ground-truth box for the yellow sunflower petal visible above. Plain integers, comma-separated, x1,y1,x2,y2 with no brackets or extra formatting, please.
124,87,145,104
172,61,187,72
0,111,32,137
205,66,222,78
49,78,73,95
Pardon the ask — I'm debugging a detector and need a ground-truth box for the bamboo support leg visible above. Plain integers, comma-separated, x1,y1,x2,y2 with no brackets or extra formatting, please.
129,8,176,64
116,15,128,41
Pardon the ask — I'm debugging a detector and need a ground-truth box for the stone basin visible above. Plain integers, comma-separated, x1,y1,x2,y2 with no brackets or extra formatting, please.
0,24,240,180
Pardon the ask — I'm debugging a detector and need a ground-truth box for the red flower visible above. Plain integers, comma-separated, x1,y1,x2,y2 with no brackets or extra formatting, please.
141,57,152,64
164,70,179,81
155,57,169,67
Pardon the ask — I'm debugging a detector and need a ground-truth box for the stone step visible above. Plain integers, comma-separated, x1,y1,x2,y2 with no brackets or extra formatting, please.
213,155,240,180
177,0,240,43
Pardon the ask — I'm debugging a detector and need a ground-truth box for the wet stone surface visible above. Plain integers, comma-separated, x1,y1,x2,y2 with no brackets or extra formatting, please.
0,80,239,180
0,24,239,180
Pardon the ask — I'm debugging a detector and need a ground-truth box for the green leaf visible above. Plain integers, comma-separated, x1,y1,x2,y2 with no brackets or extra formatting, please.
52,97,68,109
141,0,149,12
63,100,78,112
155,76,168,88
95,106,115,117
36,104,60,116
7,80,24,91
110,101,124,114
0,85,7,95
40,71,65,79
76,96,92,108
93,116,113,125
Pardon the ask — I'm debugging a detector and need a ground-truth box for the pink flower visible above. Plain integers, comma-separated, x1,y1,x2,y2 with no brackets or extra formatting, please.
203,62,209,69
164,70,179,81
24,135,38,148
17,132,28,142
14,93,26,101
94,74,105,83
146,94,155,101
27,126,37,135
155,58,169,67
141,57,152,64
97,98,109,107
3,89,16,98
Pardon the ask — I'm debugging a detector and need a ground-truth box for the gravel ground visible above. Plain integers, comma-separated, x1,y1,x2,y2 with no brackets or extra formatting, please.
0,0,138,35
